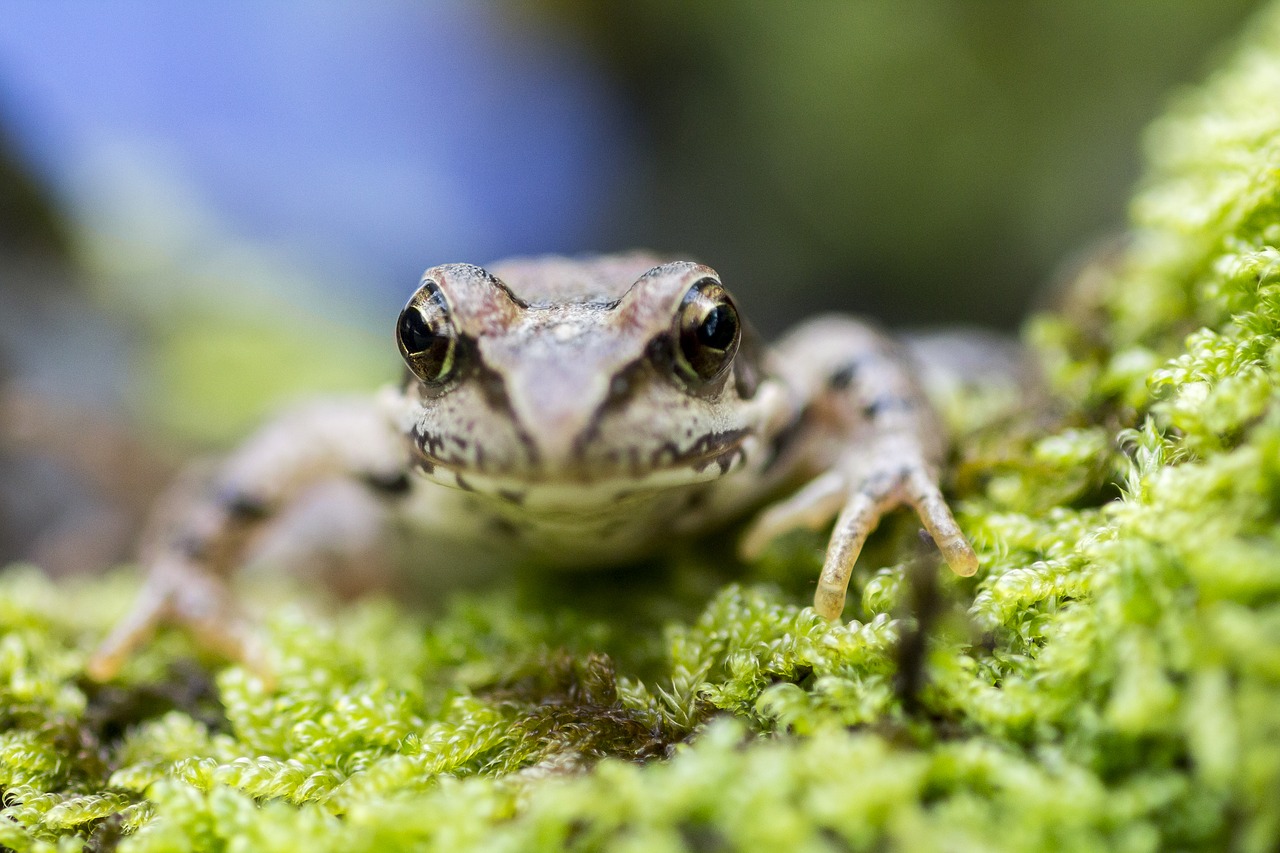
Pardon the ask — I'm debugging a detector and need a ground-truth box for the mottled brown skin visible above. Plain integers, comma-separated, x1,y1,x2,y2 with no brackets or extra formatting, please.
87,253,977,681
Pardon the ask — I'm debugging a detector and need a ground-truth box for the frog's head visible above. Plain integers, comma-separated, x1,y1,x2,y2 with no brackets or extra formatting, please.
394,254,769,498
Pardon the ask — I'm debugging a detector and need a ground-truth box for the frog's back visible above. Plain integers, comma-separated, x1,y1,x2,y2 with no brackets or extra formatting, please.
487,252,668,305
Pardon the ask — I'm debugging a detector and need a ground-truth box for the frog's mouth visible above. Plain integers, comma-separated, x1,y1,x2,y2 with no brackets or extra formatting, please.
410,427,751,504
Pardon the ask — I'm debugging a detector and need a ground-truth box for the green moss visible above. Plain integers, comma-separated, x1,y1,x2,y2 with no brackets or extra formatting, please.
10,3,1280,851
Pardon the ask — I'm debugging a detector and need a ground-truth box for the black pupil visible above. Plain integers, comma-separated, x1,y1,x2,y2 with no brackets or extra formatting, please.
697,304,736,350
399,308,437,353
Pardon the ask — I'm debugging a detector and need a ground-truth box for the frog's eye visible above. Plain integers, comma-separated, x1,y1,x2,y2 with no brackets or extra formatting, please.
674,278,741,385
397,281,459,385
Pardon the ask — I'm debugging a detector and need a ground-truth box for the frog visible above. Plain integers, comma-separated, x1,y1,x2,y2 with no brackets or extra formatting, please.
86,252,978,680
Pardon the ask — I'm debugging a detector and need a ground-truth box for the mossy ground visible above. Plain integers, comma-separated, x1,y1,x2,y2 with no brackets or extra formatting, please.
8,4,1280,852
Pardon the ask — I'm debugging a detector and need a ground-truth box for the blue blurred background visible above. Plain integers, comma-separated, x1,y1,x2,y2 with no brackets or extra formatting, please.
0,3,633,323
0,1,1263,569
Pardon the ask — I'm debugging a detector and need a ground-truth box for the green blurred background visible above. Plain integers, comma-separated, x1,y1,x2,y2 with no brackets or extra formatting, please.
552,1,1259,328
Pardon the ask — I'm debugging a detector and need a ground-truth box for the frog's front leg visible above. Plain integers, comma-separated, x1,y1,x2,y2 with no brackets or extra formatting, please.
86,395,411,681
741,317,977,619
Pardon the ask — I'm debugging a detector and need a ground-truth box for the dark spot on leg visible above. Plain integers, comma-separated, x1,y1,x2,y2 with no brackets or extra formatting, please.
455,473,476,493
364,470,412,496
862,394,913,420
498,488,525,506
828,360,860,391
491,517,521,539
218,489,270,521
175,533,208,560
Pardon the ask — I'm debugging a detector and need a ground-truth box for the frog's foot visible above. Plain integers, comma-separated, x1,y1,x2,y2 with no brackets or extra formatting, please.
86,560,270,684
740,464,977,620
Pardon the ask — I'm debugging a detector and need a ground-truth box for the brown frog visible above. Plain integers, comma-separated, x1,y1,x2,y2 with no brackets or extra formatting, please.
88,253,977,680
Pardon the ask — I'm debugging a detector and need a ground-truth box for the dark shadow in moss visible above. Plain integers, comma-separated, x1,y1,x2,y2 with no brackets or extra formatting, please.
38,716,115,789
894,538,945,716
83,812,127,853
677,821,732,853
482,650,674,768
78,659,227,750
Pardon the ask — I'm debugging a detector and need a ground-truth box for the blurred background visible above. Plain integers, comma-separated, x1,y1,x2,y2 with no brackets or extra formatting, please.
0,1,1262,572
